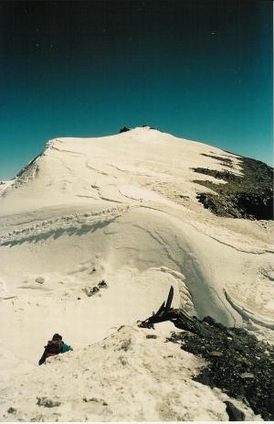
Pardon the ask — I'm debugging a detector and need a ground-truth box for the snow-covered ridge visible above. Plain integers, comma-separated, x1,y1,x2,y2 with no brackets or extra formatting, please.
0,127,272,421
1,127,242,208
1,324,261,422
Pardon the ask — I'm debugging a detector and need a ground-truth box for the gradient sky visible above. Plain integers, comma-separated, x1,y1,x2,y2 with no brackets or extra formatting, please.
0,1,272,180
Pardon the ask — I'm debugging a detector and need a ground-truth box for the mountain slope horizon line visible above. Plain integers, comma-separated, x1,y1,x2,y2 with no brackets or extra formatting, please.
8,126,274,221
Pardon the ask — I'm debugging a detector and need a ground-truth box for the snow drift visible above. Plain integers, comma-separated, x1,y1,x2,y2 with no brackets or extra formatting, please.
0,127,273,421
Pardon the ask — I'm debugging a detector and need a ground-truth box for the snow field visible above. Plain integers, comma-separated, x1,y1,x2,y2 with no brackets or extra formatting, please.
0,127,272,421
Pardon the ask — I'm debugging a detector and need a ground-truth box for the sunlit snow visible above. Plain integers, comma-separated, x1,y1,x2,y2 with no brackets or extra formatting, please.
0,127,272,421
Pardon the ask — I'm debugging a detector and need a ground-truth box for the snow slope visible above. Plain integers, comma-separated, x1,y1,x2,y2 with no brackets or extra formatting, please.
0,127,273,421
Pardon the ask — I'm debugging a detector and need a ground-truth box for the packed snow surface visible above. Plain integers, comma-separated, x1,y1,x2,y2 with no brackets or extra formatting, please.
0,127,273,421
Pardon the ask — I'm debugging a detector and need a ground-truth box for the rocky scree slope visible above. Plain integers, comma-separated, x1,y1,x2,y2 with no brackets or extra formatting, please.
193,154,273,220
167,315,274,421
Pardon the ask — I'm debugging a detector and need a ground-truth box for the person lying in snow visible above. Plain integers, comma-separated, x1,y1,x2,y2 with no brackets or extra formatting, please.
39,333,73,365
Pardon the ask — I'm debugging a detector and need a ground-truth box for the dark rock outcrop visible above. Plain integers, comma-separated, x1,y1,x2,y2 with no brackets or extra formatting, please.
193,156,273,220
224,401,245,421
167,318,274,421
139,288,274,421
119,127,131,133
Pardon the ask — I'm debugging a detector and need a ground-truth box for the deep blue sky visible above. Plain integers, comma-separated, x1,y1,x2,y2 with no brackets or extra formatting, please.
0,1,272,180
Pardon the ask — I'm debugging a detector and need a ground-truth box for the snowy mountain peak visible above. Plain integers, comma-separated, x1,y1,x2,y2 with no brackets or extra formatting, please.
1,128,241,214
0,129,273,421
